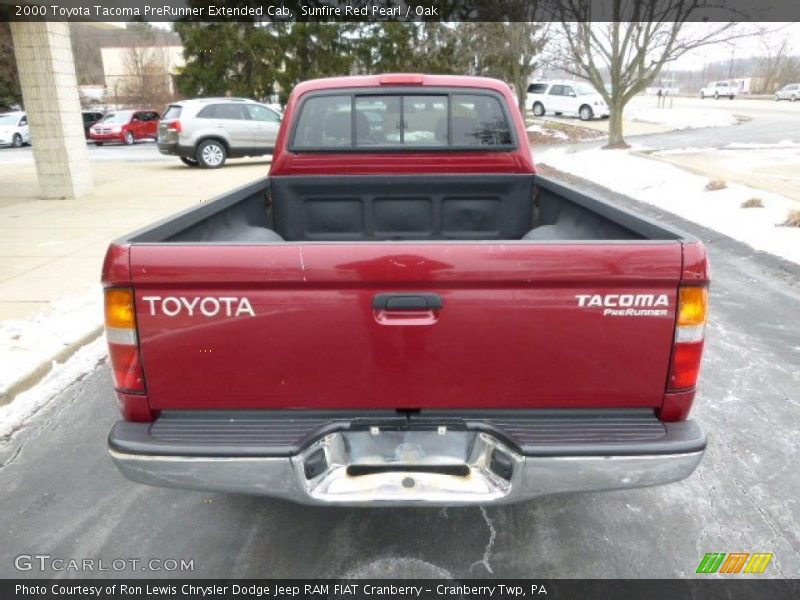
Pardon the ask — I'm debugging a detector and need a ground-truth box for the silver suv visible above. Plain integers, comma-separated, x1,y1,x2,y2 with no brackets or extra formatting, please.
157,98,282,168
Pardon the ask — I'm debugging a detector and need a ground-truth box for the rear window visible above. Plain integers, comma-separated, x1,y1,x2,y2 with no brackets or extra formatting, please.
196,103,248,120
292,91,513,151
527,83,548,94
162,105,181,120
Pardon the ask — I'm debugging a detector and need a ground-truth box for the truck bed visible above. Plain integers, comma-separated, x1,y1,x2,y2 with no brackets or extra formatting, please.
122,174,683,244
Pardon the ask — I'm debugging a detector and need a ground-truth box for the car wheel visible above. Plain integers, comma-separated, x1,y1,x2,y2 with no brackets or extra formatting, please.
95,142,103,146
729,95,735,100
714,92,719,100
179,156,199,167
124,131,135,145
792,95,798,102
700,92,705,99
197,140,226,168
532,102,545,117
579,105,594,121
11,134,22,148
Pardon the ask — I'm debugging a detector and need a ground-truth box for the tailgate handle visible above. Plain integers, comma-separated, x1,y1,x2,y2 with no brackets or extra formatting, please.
373,293,443,311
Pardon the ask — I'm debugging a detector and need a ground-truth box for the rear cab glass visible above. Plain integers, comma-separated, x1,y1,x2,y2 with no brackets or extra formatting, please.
291,89,514,151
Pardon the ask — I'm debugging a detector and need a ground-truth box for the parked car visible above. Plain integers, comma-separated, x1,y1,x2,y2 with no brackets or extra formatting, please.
0,111,30,148
527,80,609,120
104,74,709,506
775,83,799,102
82,111,104,139
700,81,737,100
157,98,283,168
89,110,160,145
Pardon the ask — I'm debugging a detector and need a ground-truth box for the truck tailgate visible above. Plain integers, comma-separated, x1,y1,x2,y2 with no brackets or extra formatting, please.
131,242,681,411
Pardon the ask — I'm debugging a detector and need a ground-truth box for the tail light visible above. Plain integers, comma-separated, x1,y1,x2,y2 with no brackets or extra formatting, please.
167,120,181,133
668,286,708,391
104,288,146,394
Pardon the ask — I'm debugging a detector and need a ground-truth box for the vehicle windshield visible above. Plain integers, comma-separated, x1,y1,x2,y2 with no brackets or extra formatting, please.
0,114,21,126
101,111,133,124
575,84,597,95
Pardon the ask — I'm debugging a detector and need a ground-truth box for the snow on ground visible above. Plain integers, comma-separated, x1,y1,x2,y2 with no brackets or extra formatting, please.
0,336,106,441
537,146,800,264
526,123,569,140
0,285,103,402
653,140,800,156
626,105,739,129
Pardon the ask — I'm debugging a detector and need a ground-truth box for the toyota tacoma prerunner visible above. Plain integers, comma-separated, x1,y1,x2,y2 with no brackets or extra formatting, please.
103,74,709,505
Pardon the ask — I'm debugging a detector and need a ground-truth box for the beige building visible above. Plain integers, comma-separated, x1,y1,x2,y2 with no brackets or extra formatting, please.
101,45,185,104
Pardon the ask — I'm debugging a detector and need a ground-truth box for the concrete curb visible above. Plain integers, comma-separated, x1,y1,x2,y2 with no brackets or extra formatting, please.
0,325,104,407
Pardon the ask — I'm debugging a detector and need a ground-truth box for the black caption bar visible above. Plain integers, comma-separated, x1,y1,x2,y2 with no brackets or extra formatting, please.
1,0,799,22
3,579,800,600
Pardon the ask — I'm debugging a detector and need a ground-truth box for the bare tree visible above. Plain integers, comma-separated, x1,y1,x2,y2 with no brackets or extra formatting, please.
754,39,800,94
554,0,760,147
120,44,173,108
461,22,550,112
116,23,177,109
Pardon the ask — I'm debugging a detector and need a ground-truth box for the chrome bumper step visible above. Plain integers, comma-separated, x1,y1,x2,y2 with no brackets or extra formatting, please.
109,410,706,505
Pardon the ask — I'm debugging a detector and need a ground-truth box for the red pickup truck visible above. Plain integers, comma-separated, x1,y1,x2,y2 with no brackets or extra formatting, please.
102,74,709,505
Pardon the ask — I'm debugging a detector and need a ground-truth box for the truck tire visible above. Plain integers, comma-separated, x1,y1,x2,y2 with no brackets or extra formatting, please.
11,133,22,148
180,156,199,167
532,102,545,117
197,139,227,169
579,105,593,121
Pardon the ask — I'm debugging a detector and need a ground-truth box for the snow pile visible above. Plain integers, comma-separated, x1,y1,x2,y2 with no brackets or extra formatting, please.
537,146,800,264
652,140,800,156
0,285,103,401
0,337,106,441
526,123,569,140
725,140,800,150
626,105,739,129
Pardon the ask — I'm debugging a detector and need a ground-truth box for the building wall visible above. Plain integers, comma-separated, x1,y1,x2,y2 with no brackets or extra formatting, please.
101,45,184,102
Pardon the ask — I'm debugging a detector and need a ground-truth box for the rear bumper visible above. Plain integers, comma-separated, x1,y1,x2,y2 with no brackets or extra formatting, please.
89,133,123,142
157,142,194,158
109,410,706,506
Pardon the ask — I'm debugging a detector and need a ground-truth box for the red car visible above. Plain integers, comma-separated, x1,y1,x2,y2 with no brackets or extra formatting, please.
103,74,709,505
89,109,160,145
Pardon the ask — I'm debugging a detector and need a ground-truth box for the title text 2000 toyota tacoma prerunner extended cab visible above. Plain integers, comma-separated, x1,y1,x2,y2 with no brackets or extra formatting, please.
103,75,709,505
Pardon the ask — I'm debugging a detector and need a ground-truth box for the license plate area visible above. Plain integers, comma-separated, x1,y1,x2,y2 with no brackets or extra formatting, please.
292,429,521,504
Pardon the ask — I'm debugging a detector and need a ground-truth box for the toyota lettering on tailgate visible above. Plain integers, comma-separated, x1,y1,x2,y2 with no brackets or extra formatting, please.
142,296,255,318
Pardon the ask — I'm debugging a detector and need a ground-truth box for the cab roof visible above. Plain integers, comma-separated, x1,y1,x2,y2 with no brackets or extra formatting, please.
291,74,513,97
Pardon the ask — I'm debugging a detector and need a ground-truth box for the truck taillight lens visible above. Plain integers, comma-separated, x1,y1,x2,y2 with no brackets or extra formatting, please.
104,288,145,394
668,286,708,391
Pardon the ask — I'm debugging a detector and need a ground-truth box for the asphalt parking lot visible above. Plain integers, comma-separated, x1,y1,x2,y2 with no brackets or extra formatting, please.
0,175,797,579
0,140,169,164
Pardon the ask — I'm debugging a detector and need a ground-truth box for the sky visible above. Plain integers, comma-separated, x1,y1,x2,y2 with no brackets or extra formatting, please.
672,22,800,70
